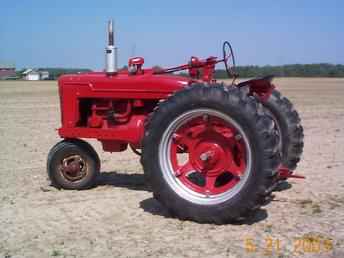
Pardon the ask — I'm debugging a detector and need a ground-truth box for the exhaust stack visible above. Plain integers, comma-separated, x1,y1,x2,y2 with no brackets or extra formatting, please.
105,20,117,74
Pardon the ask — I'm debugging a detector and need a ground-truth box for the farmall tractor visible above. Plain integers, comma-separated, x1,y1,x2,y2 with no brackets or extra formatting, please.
47,21,304,223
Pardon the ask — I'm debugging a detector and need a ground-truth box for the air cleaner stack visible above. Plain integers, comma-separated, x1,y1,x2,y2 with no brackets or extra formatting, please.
105,20,117,74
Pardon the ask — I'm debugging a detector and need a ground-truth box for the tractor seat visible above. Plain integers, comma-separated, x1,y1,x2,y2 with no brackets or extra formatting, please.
237,75,274,87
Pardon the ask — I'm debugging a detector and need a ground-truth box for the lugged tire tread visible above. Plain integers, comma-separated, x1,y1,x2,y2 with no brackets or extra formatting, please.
263,90,304,170
142,84,281,224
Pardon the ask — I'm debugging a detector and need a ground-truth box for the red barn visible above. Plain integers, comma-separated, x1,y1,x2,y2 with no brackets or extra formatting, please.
0,64,16,79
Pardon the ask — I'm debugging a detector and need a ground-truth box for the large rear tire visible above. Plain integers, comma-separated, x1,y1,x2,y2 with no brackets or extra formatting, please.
263,90,304,171
142,84,280,224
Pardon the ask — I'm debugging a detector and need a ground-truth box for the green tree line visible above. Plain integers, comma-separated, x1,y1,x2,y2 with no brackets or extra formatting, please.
15,64,344,80
214,63,344,78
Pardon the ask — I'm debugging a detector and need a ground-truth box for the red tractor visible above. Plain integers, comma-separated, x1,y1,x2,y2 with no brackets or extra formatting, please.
47,21,304,223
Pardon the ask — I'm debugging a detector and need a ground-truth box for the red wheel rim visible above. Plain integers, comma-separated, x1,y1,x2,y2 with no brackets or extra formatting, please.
169,113,247,196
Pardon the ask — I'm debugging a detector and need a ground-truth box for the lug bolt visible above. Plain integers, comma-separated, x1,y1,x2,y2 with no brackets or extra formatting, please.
200,151,213,161
172,133,180,142
235,134,242,140
200,153,208,161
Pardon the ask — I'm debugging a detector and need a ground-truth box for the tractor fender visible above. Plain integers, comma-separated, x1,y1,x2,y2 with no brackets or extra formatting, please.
237,75,275,102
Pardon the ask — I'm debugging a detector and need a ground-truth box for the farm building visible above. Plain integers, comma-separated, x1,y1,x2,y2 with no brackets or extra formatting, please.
22,69,50,80
0,64,16,80
40,71,49,80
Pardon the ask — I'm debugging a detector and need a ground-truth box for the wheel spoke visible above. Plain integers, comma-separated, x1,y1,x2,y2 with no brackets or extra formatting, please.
227,161,244,177
173,133,193,149
184,116,216,138
223,140,246,178
216,129,235,143
175,162,194,177
205,175,217,193
186,124,207,138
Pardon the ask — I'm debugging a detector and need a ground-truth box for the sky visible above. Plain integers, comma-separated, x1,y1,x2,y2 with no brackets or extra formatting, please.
0,0,343,70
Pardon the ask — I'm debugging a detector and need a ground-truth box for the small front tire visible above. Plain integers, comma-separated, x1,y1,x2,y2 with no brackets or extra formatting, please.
47,139,100,190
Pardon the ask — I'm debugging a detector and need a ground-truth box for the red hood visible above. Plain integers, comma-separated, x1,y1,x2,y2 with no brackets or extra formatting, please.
58,70,192,96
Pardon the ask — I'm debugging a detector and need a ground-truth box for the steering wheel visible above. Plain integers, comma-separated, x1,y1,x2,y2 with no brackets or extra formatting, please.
222,41,237,80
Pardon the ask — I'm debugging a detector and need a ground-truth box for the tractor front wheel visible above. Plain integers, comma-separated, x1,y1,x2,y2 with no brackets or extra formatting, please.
142,84,280,223
47,139,100,190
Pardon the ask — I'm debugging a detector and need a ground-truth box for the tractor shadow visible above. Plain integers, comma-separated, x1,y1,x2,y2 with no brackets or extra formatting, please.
139,198,268,225
274,180,292,192
96,171,279,225
96,171,148,191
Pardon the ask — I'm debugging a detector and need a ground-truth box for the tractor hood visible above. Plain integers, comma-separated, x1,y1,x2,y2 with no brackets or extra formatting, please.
58,70,192,99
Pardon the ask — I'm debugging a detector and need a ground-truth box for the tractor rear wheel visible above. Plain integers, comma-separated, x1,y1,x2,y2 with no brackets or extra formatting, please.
47,139,100,190
142,84,280,223
263,90,304,171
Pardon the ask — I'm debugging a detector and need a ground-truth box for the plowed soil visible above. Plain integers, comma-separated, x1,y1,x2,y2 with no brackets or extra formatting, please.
0,78,343,258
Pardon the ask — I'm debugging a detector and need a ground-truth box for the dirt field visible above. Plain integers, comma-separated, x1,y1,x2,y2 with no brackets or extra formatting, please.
0,78,343,258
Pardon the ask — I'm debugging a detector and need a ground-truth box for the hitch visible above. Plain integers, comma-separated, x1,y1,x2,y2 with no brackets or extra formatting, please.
277,166,305,179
